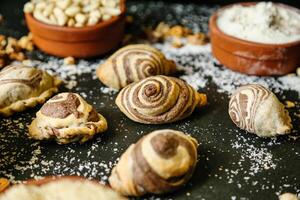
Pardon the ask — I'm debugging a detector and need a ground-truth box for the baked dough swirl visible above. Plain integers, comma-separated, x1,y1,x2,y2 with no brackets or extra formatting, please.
115,75,207,124
96,44,177,90
229,84,292,137
109,129,198,196
0,65,61,117
28,92,107,144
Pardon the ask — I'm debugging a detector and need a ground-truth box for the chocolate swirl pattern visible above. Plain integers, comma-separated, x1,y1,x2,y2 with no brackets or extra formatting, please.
229,84,292,137
0,65,61,117
96,44,177,90
109,129,198,196
28,92,107,144
115,75,207,124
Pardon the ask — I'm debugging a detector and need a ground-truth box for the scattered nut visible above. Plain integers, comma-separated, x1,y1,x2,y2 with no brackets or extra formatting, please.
64,56,76,65
0,34,34,68
172,37,183,48
167,25,191,38
187,33,208,45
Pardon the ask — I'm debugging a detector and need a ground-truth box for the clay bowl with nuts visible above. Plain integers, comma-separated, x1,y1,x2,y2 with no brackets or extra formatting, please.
209,2,300,76
25,0,126,58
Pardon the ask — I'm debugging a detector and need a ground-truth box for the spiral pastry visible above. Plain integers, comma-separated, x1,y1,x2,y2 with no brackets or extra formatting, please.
96,44,177,90
0,65,61,117
109,129,198,196
229,84,292,137
28,92,107,144
115,75,207,124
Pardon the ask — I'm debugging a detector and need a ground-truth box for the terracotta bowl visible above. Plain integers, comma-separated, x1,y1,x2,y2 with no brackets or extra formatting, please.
209,2,300,76
25,0,126,58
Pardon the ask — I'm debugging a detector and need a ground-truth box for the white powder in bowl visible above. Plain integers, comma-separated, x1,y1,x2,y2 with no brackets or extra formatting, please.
216,2,300,44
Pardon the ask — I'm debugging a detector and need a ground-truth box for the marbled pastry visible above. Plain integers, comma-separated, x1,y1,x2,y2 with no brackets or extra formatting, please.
228,84,292,137
109,129,198,196
28,92,107,144
96,44,177,90
0,65,61,117
115,75,207,124
0,176,126,200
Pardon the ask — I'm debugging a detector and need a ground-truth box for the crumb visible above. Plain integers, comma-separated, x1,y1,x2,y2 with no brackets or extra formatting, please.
0,178,10,192
64,56,76,65
279,193,299,200
285,101,295,108
125,15,134,24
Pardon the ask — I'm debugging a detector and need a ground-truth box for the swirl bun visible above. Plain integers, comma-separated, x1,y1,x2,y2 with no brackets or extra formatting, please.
115,75,207,124
96,44,177,90
229,84,292,137
28,92,107,144
0,65,61,117
109,129,198,196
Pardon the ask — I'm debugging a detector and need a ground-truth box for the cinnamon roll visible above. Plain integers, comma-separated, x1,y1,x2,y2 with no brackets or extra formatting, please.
28,92,107,144
115,75,207,124
229,84,292,137
96,44,177,90
109,129,198,196
0,65,61,117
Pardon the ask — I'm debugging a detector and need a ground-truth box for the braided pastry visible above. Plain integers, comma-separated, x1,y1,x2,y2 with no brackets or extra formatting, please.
28,92,107,144
96,44,177,90
115,75,207,124
229,84,292,137
109,129,198,196
0,65,61,117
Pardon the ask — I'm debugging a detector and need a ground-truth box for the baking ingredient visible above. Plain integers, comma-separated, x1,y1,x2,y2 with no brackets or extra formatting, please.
63,56,76,65
24,0,121,27
228,84,292,137
0,34,34,68
109,129,198,196
0,179,126,200
217,2,300,44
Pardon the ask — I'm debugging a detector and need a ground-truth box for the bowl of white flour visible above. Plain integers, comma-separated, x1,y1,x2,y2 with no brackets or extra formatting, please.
209,2,300,76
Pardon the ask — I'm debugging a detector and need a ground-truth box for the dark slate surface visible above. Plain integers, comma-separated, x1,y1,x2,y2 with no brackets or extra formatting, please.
0,1,299,200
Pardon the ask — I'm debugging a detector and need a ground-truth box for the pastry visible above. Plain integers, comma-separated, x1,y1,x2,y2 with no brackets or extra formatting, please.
96,44,177,90
28,92,107,144
0,176,127,200
109,129,198,196
115,75,207,124
228,84,292,137
0,65,61,117
0,178,9,192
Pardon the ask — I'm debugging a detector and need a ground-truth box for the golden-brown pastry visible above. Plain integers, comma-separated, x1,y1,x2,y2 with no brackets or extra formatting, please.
28,92,107,144
0,65,61,117
96,44,177,90
109,129,198,196
115,75,207,124
0,176,127,200
229,84,292,137
0,178,9,192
